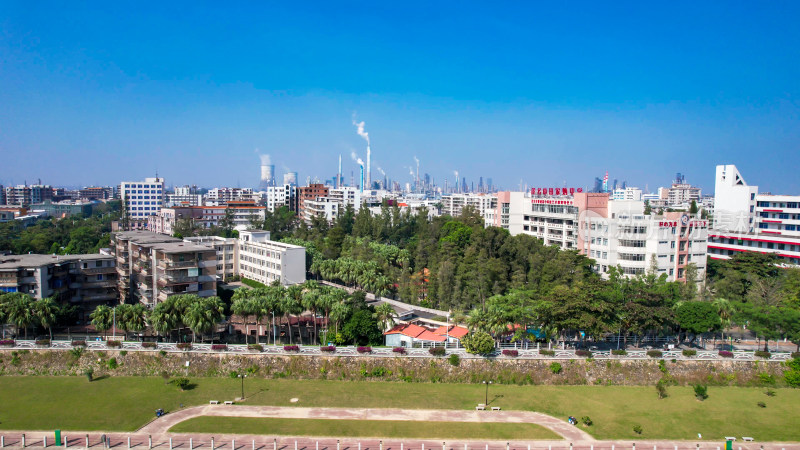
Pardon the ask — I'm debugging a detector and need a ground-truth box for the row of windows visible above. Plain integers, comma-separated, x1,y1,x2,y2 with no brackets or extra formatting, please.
712,237,800,252
757,201,799,209
758,223,798,231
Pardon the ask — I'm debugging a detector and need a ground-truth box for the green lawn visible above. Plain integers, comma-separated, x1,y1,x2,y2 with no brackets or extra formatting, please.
1,377,799,441
170,417,561,440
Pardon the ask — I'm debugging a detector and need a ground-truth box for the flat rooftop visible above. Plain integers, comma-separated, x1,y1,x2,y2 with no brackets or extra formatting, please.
0,253,113,270
114,230,181,245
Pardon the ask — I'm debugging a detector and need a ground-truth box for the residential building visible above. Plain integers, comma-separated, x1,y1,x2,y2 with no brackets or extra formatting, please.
183,236,238,281
708,164,800,265
78,186,114,202
383,323,469,347
302,197,339,223
205,187,255,205
111,231,217,306
441,193,498,226
0,185,5,205
237,230,306,286
0,206,28,223
0,253,117,322
298,183,329,222
259,184,298,213
119,177,165,230
493,188,708,282
612,187,643,201
4,184,54,206
147,202,267,235
166,185,202,207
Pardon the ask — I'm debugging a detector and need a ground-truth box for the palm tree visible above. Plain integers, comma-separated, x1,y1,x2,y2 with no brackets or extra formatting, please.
373,303,396,332
34,297,59,340
301,281,321,344
712,297,734,350
90,305,113,340
231,295,255,344
329,301,351,337
124,304,147,340
282,285,304,344
115,304,132,339
6,293,35,339
182,296,225,342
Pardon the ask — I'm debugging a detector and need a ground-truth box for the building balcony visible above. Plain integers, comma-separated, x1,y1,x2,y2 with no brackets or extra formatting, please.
82,280,117,289
158,260,199,269
157,275,198,285
79,266,116,275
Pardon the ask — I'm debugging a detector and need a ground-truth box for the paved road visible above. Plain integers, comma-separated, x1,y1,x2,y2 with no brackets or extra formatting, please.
138,406,592,442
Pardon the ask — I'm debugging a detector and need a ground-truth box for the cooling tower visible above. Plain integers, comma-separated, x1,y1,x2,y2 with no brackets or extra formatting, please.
260,164,275,189
283,172,298,186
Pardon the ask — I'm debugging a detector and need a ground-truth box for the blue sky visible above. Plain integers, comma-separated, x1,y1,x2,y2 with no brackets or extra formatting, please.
1,1,799,193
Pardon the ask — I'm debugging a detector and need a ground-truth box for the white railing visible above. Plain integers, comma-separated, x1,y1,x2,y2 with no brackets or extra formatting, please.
0,340,794,362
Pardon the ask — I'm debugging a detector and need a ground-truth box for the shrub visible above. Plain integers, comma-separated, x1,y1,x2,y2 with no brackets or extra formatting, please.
119,350,127,356
429,347,446,357
142,342,156,349
462,331,495,355
106,340,121,348
320,345,336,353
107,357,118,370
35,339,50,346
792,352,800,359
785,369,800,387
284,345,300,352
159,350,167,357
682,349,696,357
581,416,593,426
754,350,771,359
765,389,776,397
539,349,555,356
502,349,519,357
357,346,372,354
0,339,14,346
71,340,86,347
656,379,668,399
575,350,592,358
633,425,643,435
69,347,84,359
611,349,627,356
550,362,562,374
176,343,192,350
448,354,461,366
757,401,766,408
392,347,406,354
758,372,775,385
693,384,708,400
718,350,734,358
84,367,94,382
211,344,227,351
170,377,191,390
647,350,663,358
248,344,263,352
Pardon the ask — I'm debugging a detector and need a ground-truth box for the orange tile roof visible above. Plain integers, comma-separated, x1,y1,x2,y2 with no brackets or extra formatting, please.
416,330,447,342
433,325,469,339
383,323,427,338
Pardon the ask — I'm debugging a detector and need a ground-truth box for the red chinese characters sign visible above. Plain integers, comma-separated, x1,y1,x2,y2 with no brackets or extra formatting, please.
530,187,583,196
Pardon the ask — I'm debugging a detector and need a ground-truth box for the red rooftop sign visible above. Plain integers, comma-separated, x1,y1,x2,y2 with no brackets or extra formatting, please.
531,187,583,196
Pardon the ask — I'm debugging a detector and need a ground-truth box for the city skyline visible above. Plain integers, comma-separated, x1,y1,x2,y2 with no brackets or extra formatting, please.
2,2,799,193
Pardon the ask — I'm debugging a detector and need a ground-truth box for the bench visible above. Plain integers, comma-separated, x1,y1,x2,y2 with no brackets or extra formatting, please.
742,437,754,442
724,437,736,442
209,400,219,405
224,401,234,405
475,406,485,410
491,406,501,411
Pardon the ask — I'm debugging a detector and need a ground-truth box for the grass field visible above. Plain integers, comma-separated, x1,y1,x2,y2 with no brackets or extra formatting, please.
170,417,561,440
0,377,799,441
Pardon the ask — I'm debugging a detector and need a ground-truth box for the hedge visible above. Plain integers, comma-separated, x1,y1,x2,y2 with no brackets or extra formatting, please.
106,340,122,348
176,343,192,350
429,347,446,356
142,342,157,349
211,344,227,351
575,350,592,358
284,345,300,352
357,346,372,354
539,349,555,356
682,349,697,357
502,349,519,357
248,344,263,352
35,339,51,346
647,350,663,358
718,350,734,358
392,347,406,354
320,346,336,353
611,349,627,356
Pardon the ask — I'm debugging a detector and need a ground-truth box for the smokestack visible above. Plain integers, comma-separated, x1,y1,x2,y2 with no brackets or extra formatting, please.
360,164,364,193
366,144,371,188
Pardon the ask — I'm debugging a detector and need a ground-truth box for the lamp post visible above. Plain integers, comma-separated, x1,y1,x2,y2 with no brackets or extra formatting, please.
482,380,492,405
238,374,246,400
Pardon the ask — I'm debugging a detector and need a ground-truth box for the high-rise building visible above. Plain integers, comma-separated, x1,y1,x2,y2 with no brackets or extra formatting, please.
119,177,165,230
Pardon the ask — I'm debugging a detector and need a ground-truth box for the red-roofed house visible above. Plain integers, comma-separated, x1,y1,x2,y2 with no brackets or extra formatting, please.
384,323,434,347
433,325,469,345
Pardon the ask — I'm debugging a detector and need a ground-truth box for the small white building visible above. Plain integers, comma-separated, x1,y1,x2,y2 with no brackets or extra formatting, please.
237,230,306,286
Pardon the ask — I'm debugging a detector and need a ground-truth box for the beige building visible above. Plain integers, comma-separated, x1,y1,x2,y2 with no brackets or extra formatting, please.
237,230,306,286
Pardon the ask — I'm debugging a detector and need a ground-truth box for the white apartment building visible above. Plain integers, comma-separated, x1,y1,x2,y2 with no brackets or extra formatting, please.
612,187,643,201
708,164,800,265
183,236,238,281
582,203,708,281
237,230,306,286
120,177,165,230
441,193,498,227
259,184,297,213
493,189,707,282
302,198,339,223
205,187,255,205
166,185,202,207
148,202,267,234
328,186,362,211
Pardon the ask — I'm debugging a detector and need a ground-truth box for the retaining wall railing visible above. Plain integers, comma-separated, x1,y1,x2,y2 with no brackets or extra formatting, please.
0,340,794,362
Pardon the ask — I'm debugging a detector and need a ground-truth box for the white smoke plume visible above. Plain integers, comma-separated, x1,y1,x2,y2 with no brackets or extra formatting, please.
377,167,386,176
408,167,414,176
414,156,419,165
350,151,359,162
357,158,365,166
352,118,370,144
255,148,271,166
453,170,459,180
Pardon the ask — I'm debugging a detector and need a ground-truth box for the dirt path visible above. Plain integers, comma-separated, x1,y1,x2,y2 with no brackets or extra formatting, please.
137,405,592,441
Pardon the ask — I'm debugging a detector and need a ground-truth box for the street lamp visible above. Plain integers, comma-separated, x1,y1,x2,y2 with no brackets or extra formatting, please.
238,374,246,400
482,380,492,405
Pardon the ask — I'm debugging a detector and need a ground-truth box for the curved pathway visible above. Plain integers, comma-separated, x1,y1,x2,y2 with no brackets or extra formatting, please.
139,405,592,441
